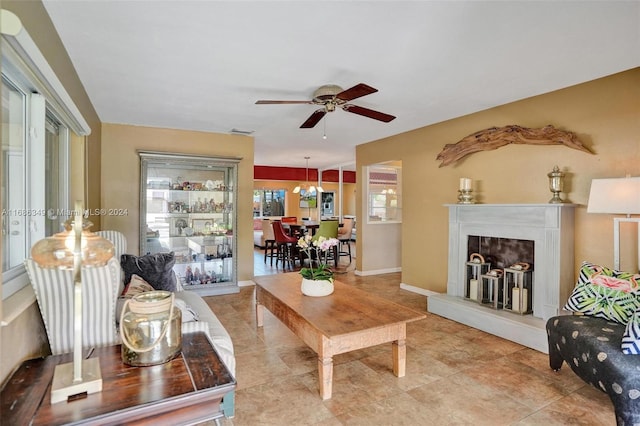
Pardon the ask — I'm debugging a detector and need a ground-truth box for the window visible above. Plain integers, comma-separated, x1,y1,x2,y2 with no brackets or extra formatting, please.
253,189,286,217
366,163,402,223
1,12,89,299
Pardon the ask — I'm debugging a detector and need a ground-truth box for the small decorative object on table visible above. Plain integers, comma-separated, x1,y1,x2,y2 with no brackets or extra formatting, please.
297,235,340,297
547,165,565,203
458,177,475,204
120,291,182,366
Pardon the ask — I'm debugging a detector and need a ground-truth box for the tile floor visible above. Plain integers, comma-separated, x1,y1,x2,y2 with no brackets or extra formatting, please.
201,246,615,425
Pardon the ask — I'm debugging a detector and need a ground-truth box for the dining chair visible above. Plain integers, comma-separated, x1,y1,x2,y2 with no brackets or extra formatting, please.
280,216,300,237
312,220,339,267
272,220,299,269
262,219,277,265
337,217,355,264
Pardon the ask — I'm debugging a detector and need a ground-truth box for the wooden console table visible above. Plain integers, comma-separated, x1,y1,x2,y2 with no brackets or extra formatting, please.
1,332,235,425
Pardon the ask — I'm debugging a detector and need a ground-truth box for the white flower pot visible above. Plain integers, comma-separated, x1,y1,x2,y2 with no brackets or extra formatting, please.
301,278,334,297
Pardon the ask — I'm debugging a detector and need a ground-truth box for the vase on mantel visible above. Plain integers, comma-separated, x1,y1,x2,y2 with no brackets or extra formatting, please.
301,278,334,297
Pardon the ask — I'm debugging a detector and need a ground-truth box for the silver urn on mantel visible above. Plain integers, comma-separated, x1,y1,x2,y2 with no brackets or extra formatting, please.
547,165,566,204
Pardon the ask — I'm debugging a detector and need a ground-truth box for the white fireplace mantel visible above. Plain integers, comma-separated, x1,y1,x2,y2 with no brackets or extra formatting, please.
428,204,576,353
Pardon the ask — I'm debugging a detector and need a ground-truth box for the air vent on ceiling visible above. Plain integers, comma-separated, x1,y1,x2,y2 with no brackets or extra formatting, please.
230,128,254,135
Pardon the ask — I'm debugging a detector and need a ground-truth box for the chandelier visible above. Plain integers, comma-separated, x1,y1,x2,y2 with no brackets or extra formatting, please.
293,156,324,194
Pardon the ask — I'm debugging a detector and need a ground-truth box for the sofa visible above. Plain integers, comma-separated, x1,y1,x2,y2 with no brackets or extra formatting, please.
87,230,236,417
547,315,640,426
118,250,236,418
253,217,266,247
253,216,283,248
545,261,640,426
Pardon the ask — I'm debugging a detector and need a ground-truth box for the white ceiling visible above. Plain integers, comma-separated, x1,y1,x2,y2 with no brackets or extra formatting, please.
42,1,639,171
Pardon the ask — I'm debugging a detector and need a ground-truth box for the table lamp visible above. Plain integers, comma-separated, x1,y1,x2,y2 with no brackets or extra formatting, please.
30,201,114,403
587,176,640,271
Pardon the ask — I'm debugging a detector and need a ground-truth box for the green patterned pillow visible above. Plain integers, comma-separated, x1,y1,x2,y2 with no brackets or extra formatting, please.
564,261,640,324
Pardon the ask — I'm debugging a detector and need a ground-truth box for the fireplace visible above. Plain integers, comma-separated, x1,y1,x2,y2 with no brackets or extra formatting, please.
428,204,576,353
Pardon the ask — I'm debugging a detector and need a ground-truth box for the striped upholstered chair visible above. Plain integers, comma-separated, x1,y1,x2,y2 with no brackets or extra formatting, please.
95,230,127,262
24,256,122,355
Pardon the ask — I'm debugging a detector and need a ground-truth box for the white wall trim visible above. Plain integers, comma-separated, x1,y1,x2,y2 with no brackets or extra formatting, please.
400,283,439,297
354,267,401,276
1,285,36,326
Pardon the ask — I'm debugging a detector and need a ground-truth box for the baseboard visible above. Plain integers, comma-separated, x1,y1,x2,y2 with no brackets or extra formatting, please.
399,283,439,297
355,267,401,276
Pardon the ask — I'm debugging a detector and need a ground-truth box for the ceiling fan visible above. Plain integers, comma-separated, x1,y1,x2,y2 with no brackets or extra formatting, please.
255,83,396,128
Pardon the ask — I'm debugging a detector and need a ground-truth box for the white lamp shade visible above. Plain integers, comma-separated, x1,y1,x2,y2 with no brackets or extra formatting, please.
587,177,640,214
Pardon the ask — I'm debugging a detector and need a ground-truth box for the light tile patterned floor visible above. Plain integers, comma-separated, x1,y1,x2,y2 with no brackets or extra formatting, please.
200,248,615,425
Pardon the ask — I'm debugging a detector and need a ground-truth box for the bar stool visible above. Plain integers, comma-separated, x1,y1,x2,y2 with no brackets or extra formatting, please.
272,220,299,269
337,217,354,264
262,219,277,265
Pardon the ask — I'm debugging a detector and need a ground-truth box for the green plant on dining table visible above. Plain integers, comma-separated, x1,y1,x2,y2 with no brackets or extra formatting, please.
297,234,340,282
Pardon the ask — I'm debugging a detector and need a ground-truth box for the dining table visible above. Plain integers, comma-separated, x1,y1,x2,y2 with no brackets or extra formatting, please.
283,221,320,237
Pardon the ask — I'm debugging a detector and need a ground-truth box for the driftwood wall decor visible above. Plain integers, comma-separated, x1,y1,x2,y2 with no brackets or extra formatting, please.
436,125,592,167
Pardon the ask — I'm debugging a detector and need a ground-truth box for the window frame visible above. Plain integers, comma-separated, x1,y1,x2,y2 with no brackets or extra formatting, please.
1,13,89,300
253,189,286,217
365,163,402,224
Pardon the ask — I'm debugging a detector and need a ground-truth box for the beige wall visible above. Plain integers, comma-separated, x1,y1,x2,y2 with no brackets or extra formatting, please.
254,180,356,220
100,124,255,283
1,1,102,384
357,68,640,292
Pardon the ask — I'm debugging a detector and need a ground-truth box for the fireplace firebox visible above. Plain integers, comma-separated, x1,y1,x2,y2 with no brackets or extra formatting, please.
465,236,535,315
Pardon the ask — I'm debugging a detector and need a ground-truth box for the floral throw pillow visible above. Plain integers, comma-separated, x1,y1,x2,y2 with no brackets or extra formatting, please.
564,261,640,324
121,274,155,297
622,307,640,354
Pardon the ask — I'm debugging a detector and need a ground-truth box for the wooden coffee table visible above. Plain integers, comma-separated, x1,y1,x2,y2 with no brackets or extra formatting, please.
254,273,426,399
1,332,235,425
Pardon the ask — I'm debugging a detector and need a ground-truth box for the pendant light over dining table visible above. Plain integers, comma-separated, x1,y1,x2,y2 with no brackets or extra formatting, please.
293,156,323,194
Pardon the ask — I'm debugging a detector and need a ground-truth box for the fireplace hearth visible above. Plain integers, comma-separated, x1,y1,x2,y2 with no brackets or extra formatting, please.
428,204,576,353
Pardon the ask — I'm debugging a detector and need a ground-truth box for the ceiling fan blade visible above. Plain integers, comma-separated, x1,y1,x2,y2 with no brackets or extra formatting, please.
255,100,313,105
300,109,327,128
336,83,378,102
343,104,396,122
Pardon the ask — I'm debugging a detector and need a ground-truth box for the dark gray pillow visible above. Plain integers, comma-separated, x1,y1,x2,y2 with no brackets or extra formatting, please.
121,252,177,292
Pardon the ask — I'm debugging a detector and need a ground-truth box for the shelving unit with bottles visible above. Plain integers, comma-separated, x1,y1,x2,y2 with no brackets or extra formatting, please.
139,151,240,296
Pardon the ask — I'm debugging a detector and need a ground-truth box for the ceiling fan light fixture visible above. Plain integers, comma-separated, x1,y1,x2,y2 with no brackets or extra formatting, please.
312,84,343,102
256,83,395,129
